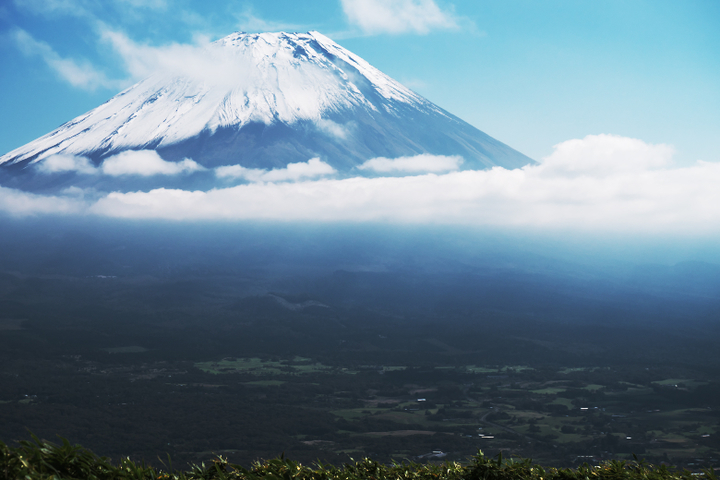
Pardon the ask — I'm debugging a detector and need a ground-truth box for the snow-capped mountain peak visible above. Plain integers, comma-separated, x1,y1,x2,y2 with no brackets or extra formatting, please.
1,31,439,167
0,31,533,187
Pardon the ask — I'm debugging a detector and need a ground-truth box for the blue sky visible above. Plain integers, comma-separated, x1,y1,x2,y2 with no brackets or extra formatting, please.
1,0,720,237
1,0,718,164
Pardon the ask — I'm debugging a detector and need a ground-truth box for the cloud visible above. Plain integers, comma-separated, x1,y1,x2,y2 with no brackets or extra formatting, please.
14,0,165,18
100,150,203,176
12,2,244,89
340,0,461,35
397,77,429,92
316,119,350,139
88,135,720,234
98,28,204,82
37,154,97,174
11,5,312,94
114,0,166,10
216,158,337,183
0,185,84,217
97,28,261,88
234,7,303,32
11,29,118,90
538,134,673,177
6,135,720,235
12,0,93,19
34,150,202,176
358,154,463,173
61,186,102,200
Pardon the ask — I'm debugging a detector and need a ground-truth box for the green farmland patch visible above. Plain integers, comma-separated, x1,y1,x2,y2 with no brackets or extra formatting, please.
558,367,602,374
244,380,286,386
195,357,339,376
104,346,148,353
381,366,407,372
652,379,708,388
501,365,533,373
465,365,498,373
531,387,566,394
550,397,575,408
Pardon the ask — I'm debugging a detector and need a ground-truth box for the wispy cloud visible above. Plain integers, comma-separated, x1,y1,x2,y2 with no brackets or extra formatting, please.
358,154,463,173
11,0,232,90
12,0,93,19
36,150,203,176
0,185,84,216
100,150,203,176
11,1,310,94
11,28,119,90
97,27,259,87
396,77,429,92
234,7,303,32
316,119,351,139
340,0,462,35
216,158,336,182
38,154,97,174
98,27,205,82
114,0,167,10
13,0,165,18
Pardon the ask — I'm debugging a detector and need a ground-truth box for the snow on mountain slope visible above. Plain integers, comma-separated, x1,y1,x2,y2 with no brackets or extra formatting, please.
0,31,533,187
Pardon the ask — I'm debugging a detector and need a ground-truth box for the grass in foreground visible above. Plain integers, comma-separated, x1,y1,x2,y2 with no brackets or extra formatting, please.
0,435,717,480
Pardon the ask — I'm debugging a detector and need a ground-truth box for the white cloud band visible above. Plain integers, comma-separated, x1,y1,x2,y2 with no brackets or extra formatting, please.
358,154,463,173
341,0,460,35
38,154,97,174
5,135,720,235
36,150,202,176
216,158,336,182
100,150,202,176
0,185,84,216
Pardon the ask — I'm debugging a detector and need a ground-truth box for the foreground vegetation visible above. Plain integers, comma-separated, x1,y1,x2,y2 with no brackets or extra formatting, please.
1,436,717,480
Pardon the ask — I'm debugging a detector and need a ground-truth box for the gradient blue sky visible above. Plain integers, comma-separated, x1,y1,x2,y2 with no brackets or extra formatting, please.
1,0,718,165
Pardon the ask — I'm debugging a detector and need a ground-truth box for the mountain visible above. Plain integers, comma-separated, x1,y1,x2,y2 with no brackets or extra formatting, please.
0,31,533,192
